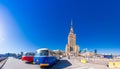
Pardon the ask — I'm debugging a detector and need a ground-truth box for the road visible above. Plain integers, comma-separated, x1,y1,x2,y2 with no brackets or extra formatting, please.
2,57,40,69
1,57,111,69
0,58,7,69
51,57,109,69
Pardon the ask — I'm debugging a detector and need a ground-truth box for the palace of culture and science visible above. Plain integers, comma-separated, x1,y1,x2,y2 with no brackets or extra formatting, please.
65,20,80,56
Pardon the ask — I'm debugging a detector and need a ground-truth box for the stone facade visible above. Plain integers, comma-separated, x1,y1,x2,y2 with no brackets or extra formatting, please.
65,20,80,56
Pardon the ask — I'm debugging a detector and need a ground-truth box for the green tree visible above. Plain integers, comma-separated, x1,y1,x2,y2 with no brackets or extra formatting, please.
94,49,97,54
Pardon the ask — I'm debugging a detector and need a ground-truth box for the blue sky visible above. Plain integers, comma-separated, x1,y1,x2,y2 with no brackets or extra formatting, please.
0,0,120,54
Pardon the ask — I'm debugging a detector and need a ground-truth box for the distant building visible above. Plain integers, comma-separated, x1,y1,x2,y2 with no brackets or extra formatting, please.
81,52,95,57
65,20,80,56
53,49,65,56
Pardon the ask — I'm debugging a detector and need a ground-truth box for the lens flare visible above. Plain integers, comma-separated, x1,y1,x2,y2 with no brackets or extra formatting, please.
0,6,5,42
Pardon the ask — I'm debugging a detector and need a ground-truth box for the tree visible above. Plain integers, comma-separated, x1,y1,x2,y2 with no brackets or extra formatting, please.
83,48,88,53
94,49,97,54
79,50,81,53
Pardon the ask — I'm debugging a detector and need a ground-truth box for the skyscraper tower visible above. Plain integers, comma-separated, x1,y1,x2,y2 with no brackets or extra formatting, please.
65,20,80,56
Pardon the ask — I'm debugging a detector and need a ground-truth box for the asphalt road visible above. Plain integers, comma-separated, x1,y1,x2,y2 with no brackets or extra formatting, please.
0,58,8,69
1,57,111,69
2,57,40,69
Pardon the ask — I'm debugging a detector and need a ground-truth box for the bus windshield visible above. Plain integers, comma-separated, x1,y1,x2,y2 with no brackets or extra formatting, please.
36,50,49,56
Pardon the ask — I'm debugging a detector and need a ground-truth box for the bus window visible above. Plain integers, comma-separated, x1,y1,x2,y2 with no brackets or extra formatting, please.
38,50,49,56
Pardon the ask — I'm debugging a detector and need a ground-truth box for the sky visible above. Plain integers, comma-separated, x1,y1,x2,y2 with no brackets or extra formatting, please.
0,0,120,55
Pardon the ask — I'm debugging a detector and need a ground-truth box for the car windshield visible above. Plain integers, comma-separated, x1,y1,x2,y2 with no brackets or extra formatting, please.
23,53,34,56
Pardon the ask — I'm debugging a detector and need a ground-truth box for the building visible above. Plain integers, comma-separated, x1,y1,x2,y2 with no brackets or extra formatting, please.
53,49,65,56
81,52,95,57
65,20,80,56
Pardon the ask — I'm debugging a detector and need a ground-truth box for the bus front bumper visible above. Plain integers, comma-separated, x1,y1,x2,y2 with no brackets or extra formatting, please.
40,64,49,67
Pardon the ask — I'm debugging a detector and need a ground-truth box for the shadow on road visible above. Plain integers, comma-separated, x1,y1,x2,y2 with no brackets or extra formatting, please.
25,62,33,65
48,59,72,69
29,60,72,69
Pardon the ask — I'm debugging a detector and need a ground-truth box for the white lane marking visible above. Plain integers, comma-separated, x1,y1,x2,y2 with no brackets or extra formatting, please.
79,66,87,68
89,67,94,69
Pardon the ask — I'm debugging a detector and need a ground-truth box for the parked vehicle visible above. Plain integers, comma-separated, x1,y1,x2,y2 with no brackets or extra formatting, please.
103,55,113,59
33,48,58,67
22,52,34,62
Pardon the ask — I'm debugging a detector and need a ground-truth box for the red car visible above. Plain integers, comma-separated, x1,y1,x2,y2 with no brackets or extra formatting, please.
22,52,34,62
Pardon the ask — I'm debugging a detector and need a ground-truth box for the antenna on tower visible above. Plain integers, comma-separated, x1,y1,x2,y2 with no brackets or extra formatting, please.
71,19,73,27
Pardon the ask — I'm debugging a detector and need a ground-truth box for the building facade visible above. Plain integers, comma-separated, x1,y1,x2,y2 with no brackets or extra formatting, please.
65,20,80,56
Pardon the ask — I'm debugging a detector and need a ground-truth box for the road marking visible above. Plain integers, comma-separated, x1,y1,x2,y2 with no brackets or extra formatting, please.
88,67,94,69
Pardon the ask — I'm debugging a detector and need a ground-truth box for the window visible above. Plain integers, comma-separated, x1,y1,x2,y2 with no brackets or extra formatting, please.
70,46,73,51
36,50,49,56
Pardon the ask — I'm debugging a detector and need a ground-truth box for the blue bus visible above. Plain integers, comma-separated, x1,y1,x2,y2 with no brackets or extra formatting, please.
33,48,58,67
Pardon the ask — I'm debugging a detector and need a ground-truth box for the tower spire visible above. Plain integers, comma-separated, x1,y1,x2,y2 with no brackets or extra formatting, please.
71,19,73,28
70,19,74,33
